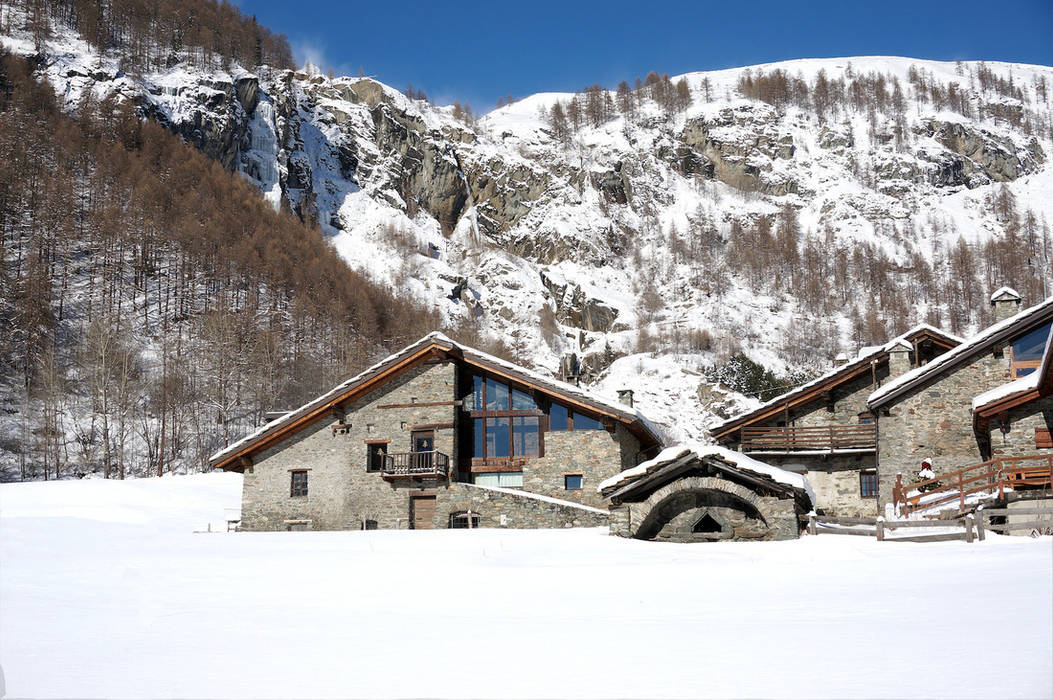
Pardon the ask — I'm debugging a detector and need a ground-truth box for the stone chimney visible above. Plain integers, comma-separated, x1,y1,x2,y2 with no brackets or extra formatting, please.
834,352,850,366
887,340,913,377
990,286,1022,322
616,389,635,408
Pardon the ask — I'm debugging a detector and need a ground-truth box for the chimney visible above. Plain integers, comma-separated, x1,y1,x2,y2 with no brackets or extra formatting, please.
617,389,635,408
834,352,850,366
560,353,580,386
990,286,1022,322
887,340,912,377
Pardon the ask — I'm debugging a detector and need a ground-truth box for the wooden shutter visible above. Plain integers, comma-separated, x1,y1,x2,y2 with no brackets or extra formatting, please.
1035,428,1052,449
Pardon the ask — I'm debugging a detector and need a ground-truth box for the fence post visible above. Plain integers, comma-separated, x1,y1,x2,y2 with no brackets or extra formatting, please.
964,514,974,543
975,506,985,541
876,516,884,542
808,511,817,536
894,473,903,515
998,462,1005,500
959,471,965,512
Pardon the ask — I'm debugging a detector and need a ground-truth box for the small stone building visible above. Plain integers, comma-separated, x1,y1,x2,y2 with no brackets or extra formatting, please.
210,332,663,531
600,445,813,542
709,325,961,517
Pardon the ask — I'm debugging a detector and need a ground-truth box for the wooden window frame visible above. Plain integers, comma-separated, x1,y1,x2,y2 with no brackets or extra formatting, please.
290,470,309,498
859,471,878,499
1010,323,1052,378
365,442,389,472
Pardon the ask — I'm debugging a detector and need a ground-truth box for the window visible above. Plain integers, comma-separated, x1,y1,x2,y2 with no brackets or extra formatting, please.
290,470,308,497
550,403,569,431
366,443,387,472
449,512,481,529
858,414,874,425
474,472,524,488
860,471,878,498
1011,322,1052,377
572,412,603,431
362,519,378,530
564,474,583,490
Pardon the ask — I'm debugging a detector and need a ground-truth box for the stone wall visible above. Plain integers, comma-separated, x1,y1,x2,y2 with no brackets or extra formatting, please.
521,426,640,510
876,351,1010,507
435,483,608,529
766,453,878,517
241,361,457,531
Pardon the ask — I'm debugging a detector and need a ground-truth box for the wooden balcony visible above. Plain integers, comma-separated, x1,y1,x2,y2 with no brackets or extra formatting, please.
380,451,450,480
740,424,877,454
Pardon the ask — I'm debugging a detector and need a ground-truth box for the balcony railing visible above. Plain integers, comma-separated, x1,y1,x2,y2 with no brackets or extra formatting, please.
381,451,450,480
740,424,877,453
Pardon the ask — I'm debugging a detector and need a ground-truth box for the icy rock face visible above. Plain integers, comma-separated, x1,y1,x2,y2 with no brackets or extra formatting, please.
12,24,1053,444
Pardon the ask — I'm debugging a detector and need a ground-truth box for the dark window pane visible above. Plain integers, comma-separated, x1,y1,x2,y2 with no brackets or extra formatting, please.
473,375,484,411
1012,322,1051,363
290,471,308,497
487,417,510,457
564,474,583,490
486,378,510,410
367,444,386,472
572,412,603,430
474,418,485,458
512,388,537,410
550,403,569,431
860,473,878,498
513,417,539,457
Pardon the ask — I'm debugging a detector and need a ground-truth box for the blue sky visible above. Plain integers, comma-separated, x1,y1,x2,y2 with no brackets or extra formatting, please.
235,0,1053,111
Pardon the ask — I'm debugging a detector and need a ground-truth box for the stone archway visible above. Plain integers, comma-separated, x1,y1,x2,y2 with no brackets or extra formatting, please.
629,476,783,542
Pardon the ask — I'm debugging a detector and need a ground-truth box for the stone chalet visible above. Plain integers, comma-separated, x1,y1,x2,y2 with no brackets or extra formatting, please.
712,288,1053,517
709,324,962,516
868,289,1053,510
210,332,663,531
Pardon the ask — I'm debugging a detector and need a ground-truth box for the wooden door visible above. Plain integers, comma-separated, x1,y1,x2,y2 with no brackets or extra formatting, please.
411,430,435,471
410,494,436,530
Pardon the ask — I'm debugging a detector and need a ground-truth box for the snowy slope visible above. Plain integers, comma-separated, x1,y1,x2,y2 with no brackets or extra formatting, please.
2,473,1051,699
3,7,1053,446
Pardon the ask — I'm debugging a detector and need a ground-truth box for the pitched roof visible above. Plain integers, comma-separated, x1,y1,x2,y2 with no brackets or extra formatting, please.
210,332,662,470
597,443,815,507
868,296,1053,409
709,324,962,440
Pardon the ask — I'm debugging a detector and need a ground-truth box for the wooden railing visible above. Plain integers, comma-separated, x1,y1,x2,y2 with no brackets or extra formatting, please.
806,513,979,543
893,453,1053,516
381,451,450,479
740,424,877,452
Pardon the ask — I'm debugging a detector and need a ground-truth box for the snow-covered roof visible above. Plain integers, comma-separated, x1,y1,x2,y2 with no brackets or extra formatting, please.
711,323,962,437
869,296,1053,409
971,313,1053,413
598,443,815,506
990,286,1021,302
210,331,661,466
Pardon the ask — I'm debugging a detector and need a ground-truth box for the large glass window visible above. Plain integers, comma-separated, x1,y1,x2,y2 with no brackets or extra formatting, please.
512,417,540,457
485,378,509,410
1012,322,1051,377
474,472,524,488
550,403,569,431
485,417,511,458
572,412,604,430
512,388,537,410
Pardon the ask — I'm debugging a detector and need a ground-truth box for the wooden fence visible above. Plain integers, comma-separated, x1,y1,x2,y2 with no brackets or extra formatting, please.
974,506,1053,539
892,453,1053,516
806,513,979,543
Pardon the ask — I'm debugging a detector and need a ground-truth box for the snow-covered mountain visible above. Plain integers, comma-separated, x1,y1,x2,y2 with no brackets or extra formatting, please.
4,11,1052,444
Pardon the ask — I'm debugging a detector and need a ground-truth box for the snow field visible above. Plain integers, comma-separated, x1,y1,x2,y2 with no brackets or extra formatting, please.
1,473,1050,699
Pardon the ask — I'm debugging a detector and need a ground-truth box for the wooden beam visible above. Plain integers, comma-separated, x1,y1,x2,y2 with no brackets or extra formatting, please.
377,400,461,409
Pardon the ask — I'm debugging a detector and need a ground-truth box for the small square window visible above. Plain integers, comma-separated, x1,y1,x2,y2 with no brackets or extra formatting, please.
564,474,583,490
290,471,308,497
859,472,877,498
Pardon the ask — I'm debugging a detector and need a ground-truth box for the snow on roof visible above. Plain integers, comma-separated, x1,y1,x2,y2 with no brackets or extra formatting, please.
869,296,1053,408
971,373,1040,411
711,323,961,434
463,483,608,515
598,443,815,506
211,331,661,465
990,286,1021,302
